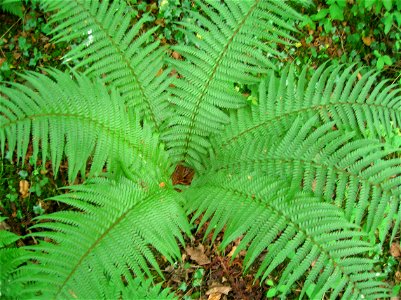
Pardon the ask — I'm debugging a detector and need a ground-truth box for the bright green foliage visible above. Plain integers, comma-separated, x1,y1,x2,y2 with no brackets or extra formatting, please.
187,174,387,299
0,70,169,182
209,65,401,236
0,0,23,17
0,0,400,299
41,0,173,129
5,176,188,299
162,0,301,168
0,217,25,297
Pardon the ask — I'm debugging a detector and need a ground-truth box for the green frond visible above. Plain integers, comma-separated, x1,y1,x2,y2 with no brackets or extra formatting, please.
0,0,23,17
8,176,189,299
161,0,302,168
40,0,172,129
104,277,177,299
186,173,387,299
0,70,173,182
0,217,26,298
217,64,401,149
210,115,401,236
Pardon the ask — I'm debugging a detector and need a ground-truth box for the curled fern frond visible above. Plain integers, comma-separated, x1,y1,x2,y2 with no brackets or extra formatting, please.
186,173,388,299
162,0,302,169
41,0,172,129
0,70,172,182
9,176,189,299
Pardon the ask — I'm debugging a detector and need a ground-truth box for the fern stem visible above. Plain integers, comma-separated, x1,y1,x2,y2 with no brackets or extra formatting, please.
181,0,261,162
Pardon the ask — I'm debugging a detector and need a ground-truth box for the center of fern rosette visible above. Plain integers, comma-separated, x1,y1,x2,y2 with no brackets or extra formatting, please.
171,164,195,188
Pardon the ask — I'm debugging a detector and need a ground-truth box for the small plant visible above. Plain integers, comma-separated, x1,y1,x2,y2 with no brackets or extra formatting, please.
297,0,401,81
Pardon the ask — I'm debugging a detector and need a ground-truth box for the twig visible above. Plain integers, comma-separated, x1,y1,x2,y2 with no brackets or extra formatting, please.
0,17,22,40
0,18,22,58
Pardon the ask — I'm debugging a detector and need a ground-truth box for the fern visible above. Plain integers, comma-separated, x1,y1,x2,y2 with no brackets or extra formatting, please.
0,217,26,297
0,0,23,17
186,173,387,299
1,0,401,299
161,0,302,168
209,66,401,237
6,175,189,299
0,69,172,182
40,0,173,129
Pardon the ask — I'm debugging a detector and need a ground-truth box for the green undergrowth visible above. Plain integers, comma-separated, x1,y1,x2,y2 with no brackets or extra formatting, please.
294,0,401,82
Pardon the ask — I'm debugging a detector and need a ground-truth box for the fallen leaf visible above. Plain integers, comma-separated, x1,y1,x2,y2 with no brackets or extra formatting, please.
362,36,373,46
156,68,163,77
186,244,210,265
311,179,317,192
0,221,11,230
206,286,232,296
172,51,181,60
395,270,401,282
208,293,222,300
228,246,237,257
390,243,401,258
19,180,30,198
155,19,165,27
0,58,6,67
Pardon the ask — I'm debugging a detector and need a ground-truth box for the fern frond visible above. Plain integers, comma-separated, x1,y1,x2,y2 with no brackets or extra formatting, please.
218,64,401,148
0,70,172,182
211,115,401,236
41,0,172,129
0,217,26,298
104,277,177,299
0,0,23,17
162,0,302,168
9,176,189,299
186,173,388,299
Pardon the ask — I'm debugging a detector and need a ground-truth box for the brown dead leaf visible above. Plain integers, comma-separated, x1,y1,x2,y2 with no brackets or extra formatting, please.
13,52,21,60
362,36,373,46
0,221,11,230
311,179,317,192
357,72,362,80
19,180,30,198
172,51,181,60
208,293,222,300
207,293,221,300
156,68,163,77
395,271,401,283
155,19,165,27
390,243,401,258
0,58,6,68
228,246,237,258
186,244,210,265
206,286,232,296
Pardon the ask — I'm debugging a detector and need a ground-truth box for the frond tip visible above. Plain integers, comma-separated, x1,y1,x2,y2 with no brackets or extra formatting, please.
41,0,172,129
9,176,189,299
162,0,302,168
0,69,162,182
186,173,389,299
